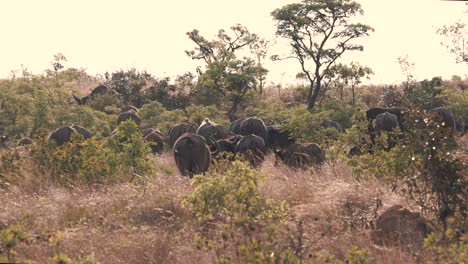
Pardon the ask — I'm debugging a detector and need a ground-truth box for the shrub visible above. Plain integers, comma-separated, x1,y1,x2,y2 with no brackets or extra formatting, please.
403,77,446,109
183,160,295,263
30,120,152,185
349,109,467,229
0,224,27,263
139,101,186,134
423,217,468,264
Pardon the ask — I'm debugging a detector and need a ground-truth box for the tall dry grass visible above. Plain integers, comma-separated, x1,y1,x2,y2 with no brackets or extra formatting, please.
0,150,440,263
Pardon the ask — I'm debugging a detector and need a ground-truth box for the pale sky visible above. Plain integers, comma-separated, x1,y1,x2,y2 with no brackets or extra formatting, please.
0,0,466,85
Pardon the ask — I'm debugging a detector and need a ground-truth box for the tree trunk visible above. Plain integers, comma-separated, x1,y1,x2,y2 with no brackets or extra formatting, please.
340,85,344,103
352,85,356,109
227,98,240,122
259,79,264,96
307,77,321,110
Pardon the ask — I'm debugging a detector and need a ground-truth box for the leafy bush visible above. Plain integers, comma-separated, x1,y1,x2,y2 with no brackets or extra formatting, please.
139,101,186,134
86,93,122,114
31,120,152,185
423,217,468,264
403,77,446,109
183,160,296,263
185,105,224,126
349,109,467,228
144,77,191,110
0,224,27,263
381,84,404,108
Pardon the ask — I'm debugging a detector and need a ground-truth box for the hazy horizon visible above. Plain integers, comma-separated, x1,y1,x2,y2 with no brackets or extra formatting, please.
1,0,467,85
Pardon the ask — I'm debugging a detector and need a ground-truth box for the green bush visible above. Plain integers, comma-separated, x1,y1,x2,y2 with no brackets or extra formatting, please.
423,217,468,264
349,109,467,228
0,224,27,263
185,105,224,126
31,120,152,185
139,101,186,134
184,160,295,263
86,93,122,114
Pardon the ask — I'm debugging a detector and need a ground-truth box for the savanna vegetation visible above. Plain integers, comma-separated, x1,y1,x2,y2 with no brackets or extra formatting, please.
1,0,467,263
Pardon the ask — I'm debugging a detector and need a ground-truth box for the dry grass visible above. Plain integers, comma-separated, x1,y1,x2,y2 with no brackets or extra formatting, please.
0,150,443,263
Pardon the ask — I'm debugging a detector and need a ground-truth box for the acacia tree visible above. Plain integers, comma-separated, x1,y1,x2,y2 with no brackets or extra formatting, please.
271,0,373,110
186,24,268,121
437,20,468,64
331,62,373,108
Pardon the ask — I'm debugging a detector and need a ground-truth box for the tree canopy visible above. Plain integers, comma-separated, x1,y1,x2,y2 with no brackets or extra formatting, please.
185,24,268,121
271,0,373,110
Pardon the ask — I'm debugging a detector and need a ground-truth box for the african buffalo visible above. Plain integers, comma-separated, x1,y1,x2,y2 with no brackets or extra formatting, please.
71,125,92,139
73,85,109,105
239,117,269,147
374,112,400,150
234,134,267,167
427,107,456,135
121,105,139,113
173,133,219,178
375,112,399,133
141,127,163,138
267,126,296,149
17,137,33,146
366,107,408,131
168,122,198,147
214,135,243,155
144,132,164,154
274,150,313,169
275,142,325,169
455,119,466,137
117,110,142,126
48,125,91,146
229,118,246,134
196,118,230,145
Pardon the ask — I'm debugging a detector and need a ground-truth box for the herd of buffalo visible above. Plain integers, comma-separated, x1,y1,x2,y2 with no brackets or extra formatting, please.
0,85,466,179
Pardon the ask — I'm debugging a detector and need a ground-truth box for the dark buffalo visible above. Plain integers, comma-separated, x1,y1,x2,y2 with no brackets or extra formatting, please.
427,107,456,134
234,134,267,167
455,118,466,137
319,120,344,133
141,127,163,138
374,112,400,150
366,107,407,120
17,137,33,146
117,110,142,126
229,118,246,134
173,133,219,178
47,126,81,146
121,105,139,113
275,150,313,169
375,112,399,133
267,126,296,149
71,125,92,139
144,132,164,154
197,118,230,145
275,142,325,168
168,122,198,147
239,117,269,147
366,107,408,131
48,126,75,146
73,85,109,105
214,135,243,155
346,145,362,158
